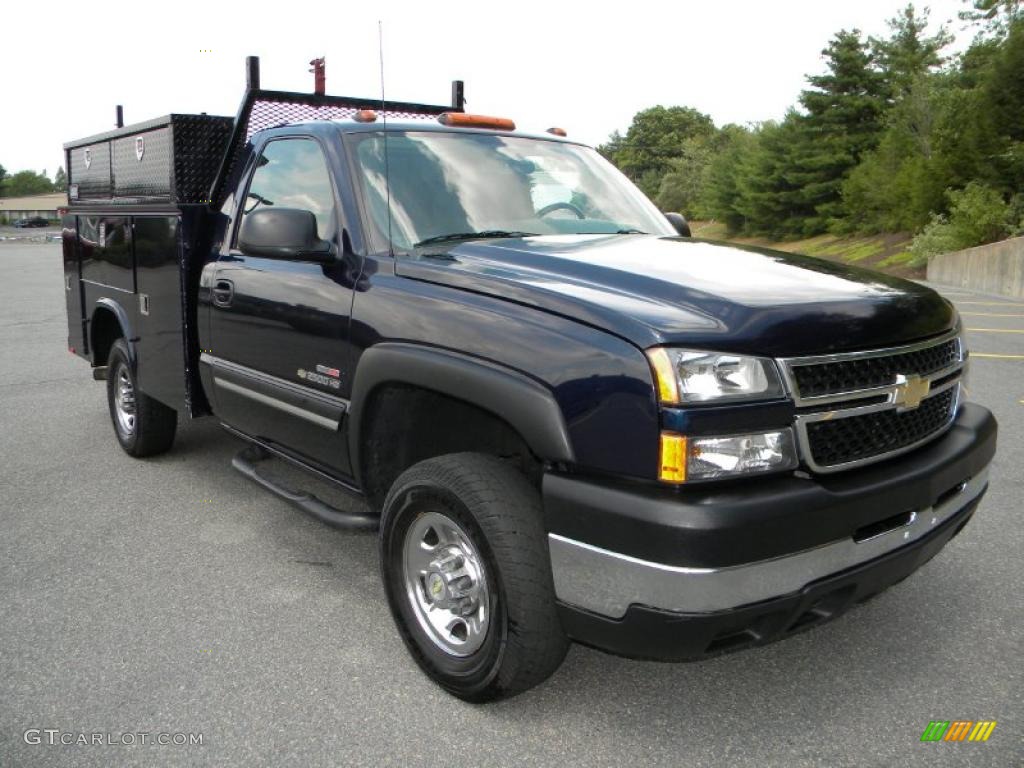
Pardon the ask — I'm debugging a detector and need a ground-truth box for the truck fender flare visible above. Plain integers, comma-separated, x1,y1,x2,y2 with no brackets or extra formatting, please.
347,343,575,482
92,298,137,367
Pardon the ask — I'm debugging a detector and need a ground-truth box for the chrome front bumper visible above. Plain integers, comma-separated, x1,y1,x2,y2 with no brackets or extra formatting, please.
549,467,989,620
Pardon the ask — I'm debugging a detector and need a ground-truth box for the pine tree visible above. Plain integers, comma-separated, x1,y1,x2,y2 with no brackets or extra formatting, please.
733,116,815,237
872,4,953,101
976,17,1024,192
795,29,889,230
701,125,757,233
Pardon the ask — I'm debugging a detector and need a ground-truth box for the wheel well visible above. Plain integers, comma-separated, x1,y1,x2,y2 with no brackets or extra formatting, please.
359,384,541,511
90,308,123,367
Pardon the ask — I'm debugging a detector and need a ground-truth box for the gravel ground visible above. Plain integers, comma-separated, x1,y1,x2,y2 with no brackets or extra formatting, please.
0,242,1020,767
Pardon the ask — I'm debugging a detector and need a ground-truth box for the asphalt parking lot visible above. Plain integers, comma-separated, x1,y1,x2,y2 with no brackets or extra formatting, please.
0,225,61,243
1,242,1020,767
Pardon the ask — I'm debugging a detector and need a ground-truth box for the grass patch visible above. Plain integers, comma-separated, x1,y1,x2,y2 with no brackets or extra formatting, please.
689,222,920,277
877,250,915,267
836,241,885,262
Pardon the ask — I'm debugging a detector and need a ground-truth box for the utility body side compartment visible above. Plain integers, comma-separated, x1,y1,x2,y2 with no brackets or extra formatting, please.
62,114,233,415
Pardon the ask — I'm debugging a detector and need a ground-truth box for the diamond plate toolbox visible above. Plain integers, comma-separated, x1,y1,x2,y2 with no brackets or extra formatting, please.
65,114,233,205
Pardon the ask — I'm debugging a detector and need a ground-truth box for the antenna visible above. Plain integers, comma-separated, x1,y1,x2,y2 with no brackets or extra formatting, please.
379,21,394,255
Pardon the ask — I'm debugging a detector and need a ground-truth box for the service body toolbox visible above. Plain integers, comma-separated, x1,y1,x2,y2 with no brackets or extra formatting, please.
62,114,233,414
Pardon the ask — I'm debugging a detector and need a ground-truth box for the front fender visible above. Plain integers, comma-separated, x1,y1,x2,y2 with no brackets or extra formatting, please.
347,343,574,484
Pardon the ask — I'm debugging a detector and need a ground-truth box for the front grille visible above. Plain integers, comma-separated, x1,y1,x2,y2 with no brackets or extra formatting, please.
791,337,959,399
806,388,956,468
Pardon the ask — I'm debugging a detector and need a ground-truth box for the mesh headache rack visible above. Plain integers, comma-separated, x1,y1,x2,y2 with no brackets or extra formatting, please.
211,56,465,206
64,55,465,208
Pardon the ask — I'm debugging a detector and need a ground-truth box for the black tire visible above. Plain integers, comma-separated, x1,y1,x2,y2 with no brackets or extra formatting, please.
105,339,177,457
380,453,568,702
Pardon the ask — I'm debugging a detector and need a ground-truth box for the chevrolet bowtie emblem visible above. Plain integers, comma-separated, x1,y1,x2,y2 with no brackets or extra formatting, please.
894,374,931,409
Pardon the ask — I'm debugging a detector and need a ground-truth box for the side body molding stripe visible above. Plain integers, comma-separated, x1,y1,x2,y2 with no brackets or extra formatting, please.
200,353,348,431
347,343,574,483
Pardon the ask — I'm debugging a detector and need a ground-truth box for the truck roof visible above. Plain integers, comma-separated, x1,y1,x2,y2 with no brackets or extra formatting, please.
265,119,584,146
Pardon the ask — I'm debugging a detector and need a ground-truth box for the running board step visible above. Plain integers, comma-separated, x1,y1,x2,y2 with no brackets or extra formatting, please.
231,446,379,531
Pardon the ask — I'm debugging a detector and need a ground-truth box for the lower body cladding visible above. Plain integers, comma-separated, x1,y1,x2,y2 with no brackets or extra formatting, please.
544,403,997,661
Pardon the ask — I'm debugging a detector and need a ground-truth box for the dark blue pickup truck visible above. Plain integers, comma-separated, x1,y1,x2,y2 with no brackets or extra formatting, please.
60,58,997,701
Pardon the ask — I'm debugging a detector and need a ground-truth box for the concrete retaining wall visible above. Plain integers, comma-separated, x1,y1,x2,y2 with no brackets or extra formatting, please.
927,236,1024,298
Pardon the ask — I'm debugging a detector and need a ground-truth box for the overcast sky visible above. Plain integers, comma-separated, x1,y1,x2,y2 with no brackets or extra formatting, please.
1,0,973,177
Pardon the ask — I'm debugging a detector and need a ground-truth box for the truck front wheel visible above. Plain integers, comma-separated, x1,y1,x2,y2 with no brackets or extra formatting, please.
106,339,177,457
379,453,568,701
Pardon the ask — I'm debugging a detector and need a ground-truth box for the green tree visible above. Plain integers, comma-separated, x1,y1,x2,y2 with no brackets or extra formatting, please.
600,105,716,198
909,181,1014,264
53,166,67,192
602,9,1023,245
0,163,7,195
977,18,1024,192
596,130,623,163
3,170,54,196
701,125,757,233
872,4,953,101
841,73,953,233
796,29,889,230
928,19,1024,193
959,0,1022,34
654,133,731,218
733,116,816,237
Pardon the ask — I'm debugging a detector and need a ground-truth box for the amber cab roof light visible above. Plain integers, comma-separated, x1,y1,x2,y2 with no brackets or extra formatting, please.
546,127,567,137
353,109,378,123
438,112,516,131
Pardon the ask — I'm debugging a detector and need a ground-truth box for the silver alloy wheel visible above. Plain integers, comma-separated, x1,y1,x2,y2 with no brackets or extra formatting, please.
114,364,137,436
402,511,490,657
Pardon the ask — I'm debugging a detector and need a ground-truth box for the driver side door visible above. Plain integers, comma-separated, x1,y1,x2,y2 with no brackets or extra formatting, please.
204,135,361,477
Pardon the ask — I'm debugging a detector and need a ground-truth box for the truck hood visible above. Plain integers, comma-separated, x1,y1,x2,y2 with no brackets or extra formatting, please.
394,234,956,356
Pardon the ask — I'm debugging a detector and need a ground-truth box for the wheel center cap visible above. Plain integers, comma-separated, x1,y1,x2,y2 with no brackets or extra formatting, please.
426,572,447,603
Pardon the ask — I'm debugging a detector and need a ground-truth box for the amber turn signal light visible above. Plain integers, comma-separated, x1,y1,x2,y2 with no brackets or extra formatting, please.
647,347,680,405
438,112,516,131
659,432,687,484
353,109,378,123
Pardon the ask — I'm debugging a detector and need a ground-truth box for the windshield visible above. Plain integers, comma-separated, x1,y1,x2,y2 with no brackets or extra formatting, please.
350,130,675,252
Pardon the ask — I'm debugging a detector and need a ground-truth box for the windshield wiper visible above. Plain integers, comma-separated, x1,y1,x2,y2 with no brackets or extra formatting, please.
414,230,538,248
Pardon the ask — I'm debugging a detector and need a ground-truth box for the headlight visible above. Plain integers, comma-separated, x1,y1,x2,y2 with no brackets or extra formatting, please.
659,429,798,483
647,348,785,405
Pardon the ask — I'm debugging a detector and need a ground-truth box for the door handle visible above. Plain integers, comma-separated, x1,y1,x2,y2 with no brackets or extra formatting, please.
212,279,234,307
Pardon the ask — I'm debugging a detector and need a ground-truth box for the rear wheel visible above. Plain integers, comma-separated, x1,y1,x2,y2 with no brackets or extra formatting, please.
380,453,568,702
106,339,177,457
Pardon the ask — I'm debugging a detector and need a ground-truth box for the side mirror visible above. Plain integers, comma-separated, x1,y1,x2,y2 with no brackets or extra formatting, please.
664,212,691,238
238,208,335,262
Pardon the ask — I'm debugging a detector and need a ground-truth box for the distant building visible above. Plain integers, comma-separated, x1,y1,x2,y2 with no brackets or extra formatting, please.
0,193,66,223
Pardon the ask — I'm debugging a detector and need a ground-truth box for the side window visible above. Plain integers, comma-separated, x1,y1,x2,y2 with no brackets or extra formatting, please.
239,138,336,242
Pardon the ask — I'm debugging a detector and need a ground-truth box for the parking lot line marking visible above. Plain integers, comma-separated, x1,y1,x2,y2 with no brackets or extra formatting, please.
954,301,1024,307
970,353,1024,359
960,312,1024,318
965,327,1024,333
